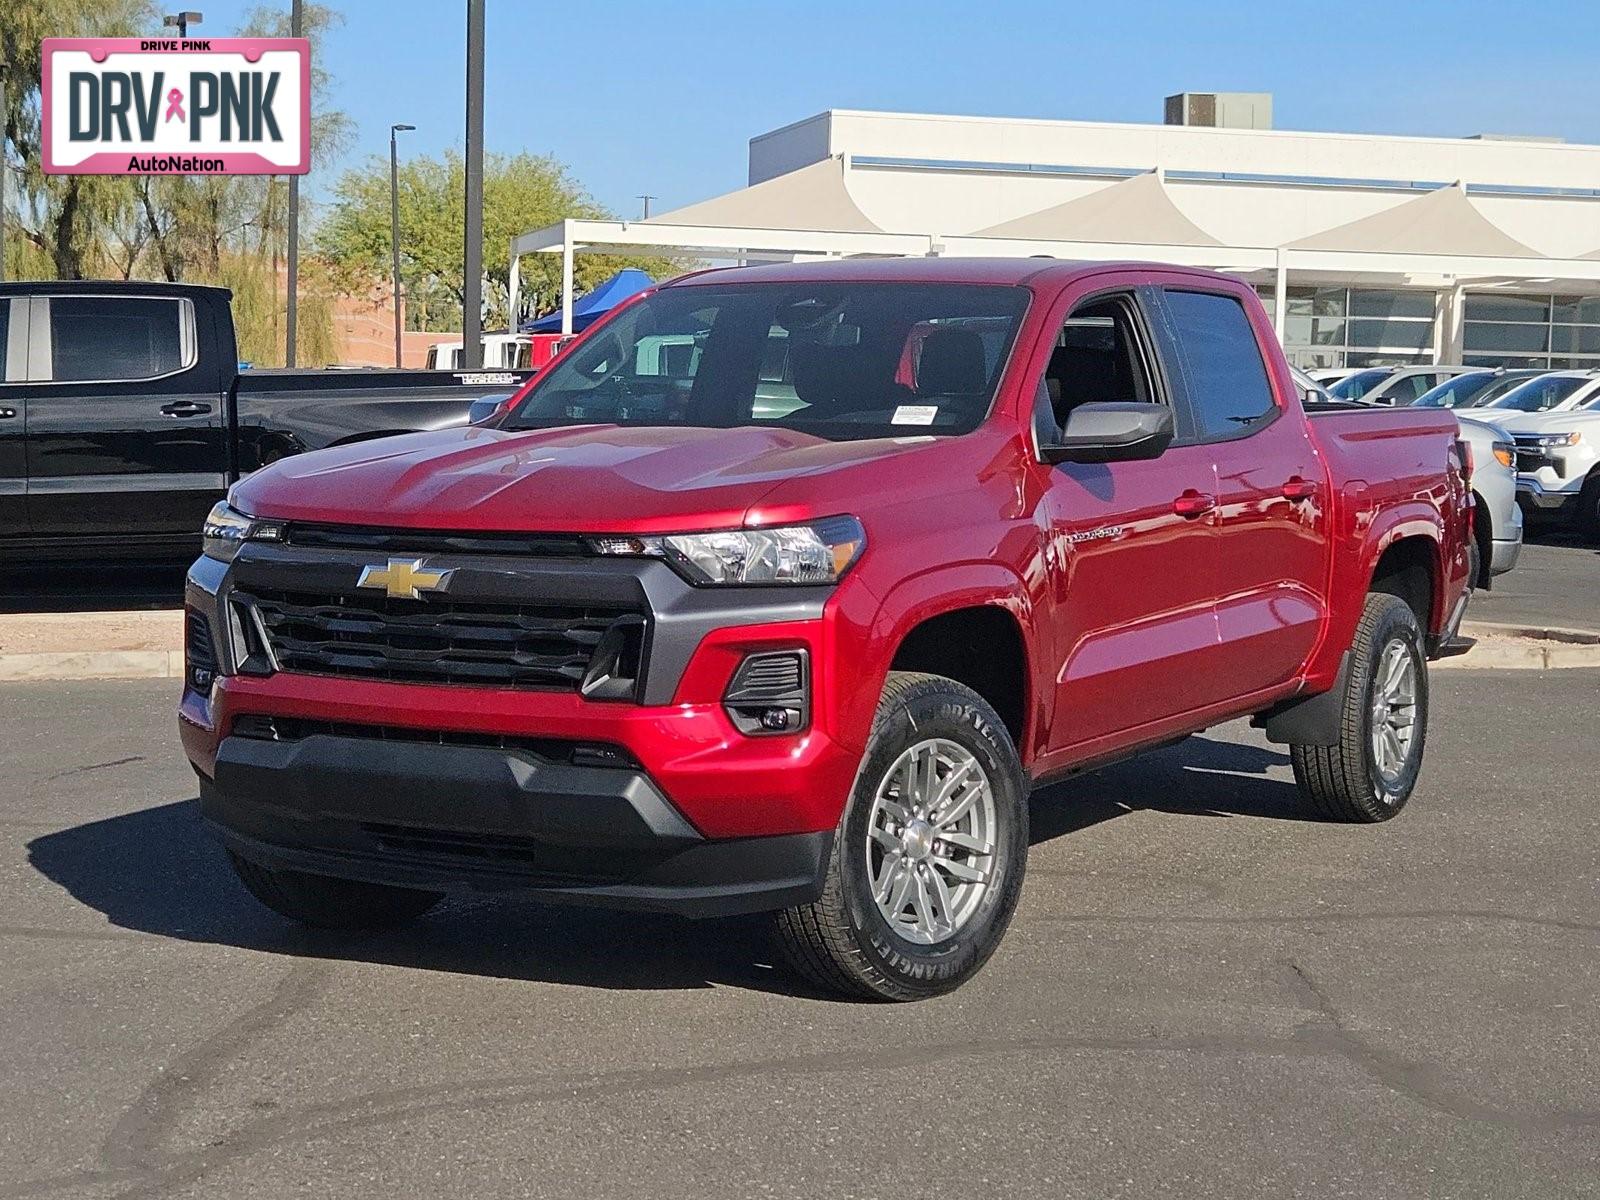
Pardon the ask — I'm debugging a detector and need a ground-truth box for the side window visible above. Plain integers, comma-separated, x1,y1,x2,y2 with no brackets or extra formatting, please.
1041,295,1158,430
0,302,9,382
49,296,194,383
1160,290,1277,440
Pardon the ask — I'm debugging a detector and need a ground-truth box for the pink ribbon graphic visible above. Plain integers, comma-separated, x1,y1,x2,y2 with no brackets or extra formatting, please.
164,88,185,123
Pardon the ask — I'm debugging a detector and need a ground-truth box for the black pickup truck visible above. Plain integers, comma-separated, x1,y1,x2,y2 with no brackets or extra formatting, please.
0,281,530,561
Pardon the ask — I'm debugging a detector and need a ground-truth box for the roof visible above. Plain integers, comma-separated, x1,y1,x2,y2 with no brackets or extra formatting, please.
664,256,1226,289
643,156,883,233
0,280,232,298
972,171,1221,246
1288,183,1539,257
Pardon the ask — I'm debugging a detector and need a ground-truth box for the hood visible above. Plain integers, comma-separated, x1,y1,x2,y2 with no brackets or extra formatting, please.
1481,408,1600,436
231,424,950,533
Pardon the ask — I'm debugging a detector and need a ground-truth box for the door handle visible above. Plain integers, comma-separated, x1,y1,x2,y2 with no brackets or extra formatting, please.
161,400,212,417
1172,490,1217,518
0,407,16,420
1281,476,1318,501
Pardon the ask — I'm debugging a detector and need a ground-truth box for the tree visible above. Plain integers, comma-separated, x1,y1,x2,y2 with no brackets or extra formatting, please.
2,0,154,278
317,150,687,331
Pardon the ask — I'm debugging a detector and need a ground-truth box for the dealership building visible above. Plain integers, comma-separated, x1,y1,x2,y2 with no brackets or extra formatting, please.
513,97,1600,369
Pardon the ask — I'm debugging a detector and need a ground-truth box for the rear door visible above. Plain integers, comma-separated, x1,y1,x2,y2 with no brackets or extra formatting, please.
23,292,226,543
1038,286,1223,752
0,300,26,540
1151,285,1329,701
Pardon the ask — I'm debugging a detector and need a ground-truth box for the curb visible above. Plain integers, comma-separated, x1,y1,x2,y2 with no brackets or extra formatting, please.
1436,621,1600,671
0,650,186,682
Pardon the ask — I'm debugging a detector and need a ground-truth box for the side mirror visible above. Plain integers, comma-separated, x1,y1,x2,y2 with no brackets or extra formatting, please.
1039,402,1175,464
467,393,512,425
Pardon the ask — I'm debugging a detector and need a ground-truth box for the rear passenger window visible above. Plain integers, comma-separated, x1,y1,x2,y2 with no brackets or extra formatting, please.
1161,290,1277,440
48,296,194,383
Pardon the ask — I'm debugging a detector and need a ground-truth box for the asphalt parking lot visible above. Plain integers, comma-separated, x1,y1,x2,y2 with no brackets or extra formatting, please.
4,659,1599,1197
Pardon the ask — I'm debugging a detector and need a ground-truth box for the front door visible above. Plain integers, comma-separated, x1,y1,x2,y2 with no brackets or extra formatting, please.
1038,290,1223,755
23,293,226,545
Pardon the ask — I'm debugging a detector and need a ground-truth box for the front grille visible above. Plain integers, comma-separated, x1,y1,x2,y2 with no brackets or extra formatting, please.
233,713,563,757
235,587,641,691
1515,451,1550,472
357,823,616,883
284,523,590,558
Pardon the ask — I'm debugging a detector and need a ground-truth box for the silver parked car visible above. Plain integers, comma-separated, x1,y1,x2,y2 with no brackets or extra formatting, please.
1453,414,1523,585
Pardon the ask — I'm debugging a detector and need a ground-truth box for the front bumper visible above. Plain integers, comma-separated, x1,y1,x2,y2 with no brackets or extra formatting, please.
200,731,831,918
1490,535,1522,576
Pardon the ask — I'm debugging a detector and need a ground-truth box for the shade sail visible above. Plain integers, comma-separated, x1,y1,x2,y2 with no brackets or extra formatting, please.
1288,183,1538,257
522,268,654,332
643,156,884,233
972,171,1220,246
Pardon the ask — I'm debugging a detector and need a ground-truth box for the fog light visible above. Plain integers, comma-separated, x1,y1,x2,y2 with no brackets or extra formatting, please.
724,650,810,736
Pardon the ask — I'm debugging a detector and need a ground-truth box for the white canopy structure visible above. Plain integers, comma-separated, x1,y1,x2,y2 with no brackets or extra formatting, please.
972,170,1220,247
511,110,1600,363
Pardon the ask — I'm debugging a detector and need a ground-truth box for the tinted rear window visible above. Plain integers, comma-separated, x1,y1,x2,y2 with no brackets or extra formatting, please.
1160,290,1276,439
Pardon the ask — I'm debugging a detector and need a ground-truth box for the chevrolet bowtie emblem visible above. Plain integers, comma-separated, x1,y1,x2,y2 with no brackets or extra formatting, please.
356,558,454,600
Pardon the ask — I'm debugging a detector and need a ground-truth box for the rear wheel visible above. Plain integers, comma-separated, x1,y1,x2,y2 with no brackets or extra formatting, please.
1577,474,1600,542
227,851,443,929
774,672,1028,1001
1290,593,1428,822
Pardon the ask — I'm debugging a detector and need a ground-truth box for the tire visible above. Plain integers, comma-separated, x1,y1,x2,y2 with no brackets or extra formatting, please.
1290,593,1428,823
1578,474,1600,542
774,671,1029,1001
1466,528,1483,591
227,850,443,929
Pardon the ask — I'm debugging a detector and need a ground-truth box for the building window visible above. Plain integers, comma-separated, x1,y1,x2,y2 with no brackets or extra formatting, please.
1257,286,1436,369
1463,293,1600,370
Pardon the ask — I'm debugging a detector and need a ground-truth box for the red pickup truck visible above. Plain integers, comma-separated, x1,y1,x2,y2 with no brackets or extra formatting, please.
179,259,1471,1000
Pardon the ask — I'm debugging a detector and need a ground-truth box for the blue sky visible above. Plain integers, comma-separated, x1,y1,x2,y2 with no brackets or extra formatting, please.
194,0,1600,218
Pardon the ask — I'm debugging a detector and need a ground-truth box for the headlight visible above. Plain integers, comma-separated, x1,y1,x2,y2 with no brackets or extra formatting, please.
202,501,285,562
1533,432,1582,448
1492,441,1515,469
590,516,866,586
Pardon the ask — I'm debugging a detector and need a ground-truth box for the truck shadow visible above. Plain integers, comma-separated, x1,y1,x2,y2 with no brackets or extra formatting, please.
1028,734,1309,844
25,734,1306,999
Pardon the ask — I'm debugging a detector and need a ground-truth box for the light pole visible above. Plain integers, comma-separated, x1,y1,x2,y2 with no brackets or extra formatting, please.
636,194,655,220
163,11,203,37
285,0,301,366
389,123,414,368
0,58,9,284
462,0,485,370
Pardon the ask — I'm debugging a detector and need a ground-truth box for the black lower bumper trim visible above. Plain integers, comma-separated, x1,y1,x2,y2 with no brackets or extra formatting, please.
201,733,831,918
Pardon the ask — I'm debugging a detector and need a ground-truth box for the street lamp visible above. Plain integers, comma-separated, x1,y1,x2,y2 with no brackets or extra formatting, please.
0,58,9,284
637,194,656,220
389,123,415,368
163,11,203,37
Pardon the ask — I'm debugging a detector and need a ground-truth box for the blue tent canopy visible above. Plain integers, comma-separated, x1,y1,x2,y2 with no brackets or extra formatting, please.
521,268,654,333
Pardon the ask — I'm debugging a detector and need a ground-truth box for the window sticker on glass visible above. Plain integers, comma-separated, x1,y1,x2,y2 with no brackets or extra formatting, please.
892,404,939,426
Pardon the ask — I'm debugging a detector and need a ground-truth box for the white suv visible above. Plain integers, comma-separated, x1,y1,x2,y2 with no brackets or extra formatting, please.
1481,372,1600,535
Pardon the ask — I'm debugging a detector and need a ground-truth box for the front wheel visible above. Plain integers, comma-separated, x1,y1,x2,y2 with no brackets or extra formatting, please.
774,672,1029,1001
1290,592,1429,822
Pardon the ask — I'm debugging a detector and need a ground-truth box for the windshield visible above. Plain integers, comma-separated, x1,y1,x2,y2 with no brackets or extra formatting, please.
1327,368,1392,400
1463,373,1536,407
506,282,1030,440
1486,375,1588,413
1413,372,1494,408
